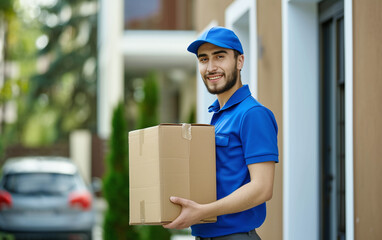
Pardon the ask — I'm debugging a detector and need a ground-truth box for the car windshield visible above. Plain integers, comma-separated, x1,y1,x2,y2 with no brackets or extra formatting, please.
4,173,78,195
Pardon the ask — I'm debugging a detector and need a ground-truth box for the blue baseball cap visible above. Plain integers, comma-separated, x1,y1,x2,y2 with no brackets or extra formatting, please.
187,26,243,55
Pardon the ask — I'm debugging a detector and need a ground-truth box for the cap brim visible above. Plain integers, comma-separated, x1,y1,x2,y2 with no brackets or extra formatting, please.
187,40,237,55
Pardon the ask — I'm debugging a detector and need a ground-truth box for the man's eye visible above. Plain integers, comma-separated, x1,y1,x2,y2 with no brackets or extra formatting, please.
199,58,207,63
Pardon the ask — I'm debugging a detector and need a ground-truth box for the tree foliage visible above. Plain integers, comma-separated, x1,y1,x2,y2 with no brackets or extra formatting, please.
136,72,160,129
12,0,99,146
0,0,39,153
102,102,138,240
0,0,13,17
1,0,99,148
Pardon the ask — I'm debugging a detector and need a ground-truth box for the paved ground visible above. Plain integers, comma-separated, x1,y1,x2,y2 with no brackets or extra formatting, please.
93,198,194,240
93,197,106,240
172,235,194,240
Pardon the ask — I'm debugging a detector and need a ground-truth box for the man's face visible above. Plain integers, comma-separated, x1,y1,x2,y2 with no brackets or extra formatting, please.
197,43,243,95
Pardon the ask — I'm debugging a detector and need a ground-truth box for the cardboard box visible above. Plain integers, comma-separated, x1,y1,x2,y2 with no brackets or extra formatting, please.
129,124,216,225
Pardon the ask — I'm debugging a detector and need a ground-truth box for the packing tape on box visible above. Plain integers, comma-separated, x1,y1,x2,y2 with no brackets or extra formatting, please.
182,123,192,140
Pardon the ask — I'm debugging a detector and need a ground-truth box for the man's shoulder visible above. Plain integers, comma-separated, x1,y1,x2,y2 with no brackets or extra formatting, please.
237,95,264,112
238,96,276,121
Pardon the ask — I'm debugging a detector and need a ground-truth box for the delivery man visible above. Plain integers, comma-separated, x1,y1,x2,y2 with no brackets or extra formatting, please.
164,26,279,240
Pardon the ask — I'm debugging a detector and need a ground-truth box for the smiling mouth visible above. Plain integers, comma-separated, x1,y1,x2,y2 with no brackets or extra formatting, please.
207,74,224,82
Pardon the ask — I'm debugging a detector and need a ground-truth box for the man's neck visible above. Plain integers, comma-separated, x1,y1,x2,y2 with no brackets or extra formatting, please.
217,80,243,109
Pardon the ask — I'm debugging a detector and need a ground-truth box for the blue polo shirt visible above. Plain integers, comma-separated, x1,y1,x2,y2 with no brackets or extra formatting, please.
191,85,279,238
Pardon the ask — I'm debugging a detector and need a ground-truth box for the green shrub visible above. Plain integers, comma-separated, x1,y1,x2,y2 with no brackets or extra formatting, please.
135,72,172,240
102,102,138,240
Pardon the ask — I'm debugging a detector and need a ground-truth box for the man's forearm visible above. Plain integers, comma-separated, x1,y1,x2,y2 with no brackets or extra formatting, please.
201,164,274,220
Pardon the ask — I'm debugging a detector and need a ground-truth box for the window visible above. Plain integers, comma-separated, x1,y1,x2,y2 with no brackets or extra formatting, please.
124,0,193,30
4,173,80,195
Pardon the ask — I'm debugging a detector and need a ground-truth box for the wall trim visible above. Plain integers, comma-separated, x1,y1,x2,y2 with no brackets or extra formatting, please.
344,0,354,239
225,0,257,97
282,1,320,239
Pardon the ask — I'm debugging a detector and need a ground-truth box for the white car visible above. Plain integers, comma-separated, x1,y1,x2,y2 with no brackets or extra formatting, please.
0,156,96,240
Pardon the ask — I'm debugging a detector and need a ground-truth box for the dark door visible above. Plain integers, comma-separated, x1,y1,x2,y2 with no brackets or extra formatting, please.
319,0,345,239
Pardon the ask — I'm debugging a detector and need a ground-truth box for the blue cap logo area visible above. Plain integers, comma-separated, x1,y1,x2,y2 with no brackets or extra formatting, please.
187,26,244,55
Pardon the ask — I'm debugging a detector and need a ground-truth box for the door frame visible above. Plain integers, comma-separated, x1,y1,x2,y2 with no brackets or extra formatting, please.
282,0,354,239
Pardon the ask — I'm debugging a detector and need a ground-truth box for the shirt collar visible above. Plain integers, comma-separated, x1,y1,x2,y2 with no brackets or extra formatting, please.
208,85,251,113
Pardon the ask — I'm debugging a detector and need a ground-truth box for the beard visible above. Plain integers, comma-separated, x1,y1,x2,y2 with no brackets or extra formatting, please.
203,62,239,95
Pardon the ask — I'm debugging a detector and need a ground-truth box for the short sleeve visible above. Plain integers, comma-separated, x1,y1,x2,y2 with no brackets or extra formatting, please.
240,106,279,165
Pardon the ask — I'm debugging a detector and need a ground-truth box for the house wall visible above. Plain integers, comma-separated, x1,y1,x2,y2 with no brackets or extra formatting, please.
193,0,234,31
353,0,382,239
256,1,283,239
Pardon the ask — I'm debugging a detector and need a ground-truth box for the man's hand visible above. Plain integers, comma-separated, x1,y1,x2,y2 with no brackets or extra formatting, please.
163,162,275,229
163,196,206,229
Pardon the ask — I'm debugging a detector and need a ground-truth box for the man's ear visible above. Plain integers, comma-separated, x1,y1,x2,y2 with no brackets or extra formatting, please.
237,54,244,70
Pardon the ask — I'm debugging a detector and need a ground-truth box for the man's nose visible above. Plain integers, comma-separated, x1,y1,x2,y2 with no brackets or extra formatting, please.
207,60,217,72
